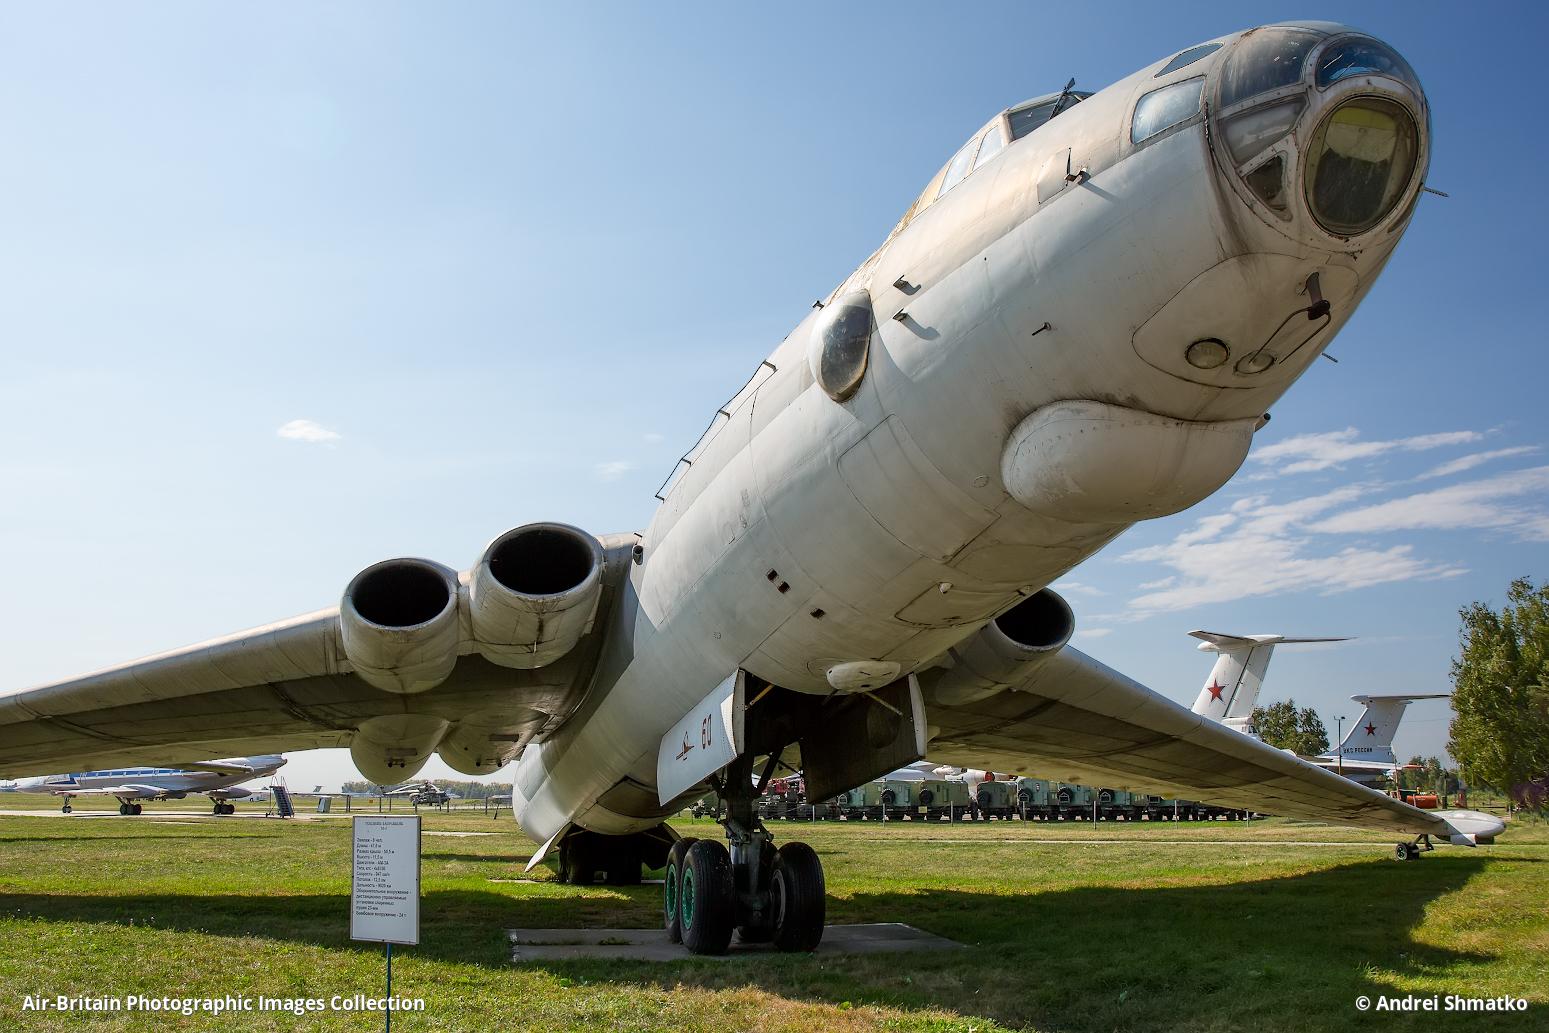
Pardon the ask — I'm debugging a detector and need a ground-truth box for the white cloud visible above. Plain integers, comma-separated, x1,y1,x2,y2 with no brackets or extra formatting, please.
1117,483,1466,617
1051,580,1105,597
1415,446,1540,481
1075,627,1113,640
1310,466,1549,541
594,460,634,481
1249,427,1482,476
276,418,340,444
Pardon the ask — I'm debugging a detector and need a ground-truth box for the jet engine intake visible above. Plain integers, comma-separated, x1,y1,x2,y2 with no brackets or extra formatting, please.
928,589,1075,705
469,523,605,669
339,558,461,694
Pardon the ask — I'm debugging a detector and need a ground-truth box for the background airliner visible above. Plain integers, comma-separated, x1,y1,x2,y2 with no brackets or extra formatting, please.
4,755,285,815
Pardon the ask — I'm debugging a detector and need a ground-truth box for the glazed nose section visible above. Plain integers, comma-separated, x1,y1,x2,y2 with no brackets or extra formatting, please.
1302,38,1426,236
1211,27,1427,241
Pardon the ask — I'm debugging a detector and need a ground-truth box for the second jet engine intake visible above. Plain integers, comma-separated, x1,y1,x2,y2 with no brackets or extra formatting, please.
339,558,461,694
468,522,605,669
928,588,1075,706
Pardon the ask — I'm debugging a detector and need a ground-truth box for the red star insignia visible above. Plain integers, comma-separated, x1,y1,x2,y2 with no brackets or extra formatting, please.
1365,723,1377,736
1206,681,1225,702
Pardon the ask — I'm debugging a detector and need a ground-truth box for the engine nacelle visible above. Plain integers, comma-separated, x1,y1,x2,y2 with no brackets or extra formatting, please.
339,558,461,694
929,588,1075,706
437,722,511,776
468,523,604,670
349,714,451,785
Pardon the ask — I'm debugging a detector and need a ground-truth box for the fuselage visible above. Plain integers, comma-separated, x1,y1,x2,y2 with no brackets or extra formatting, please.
511,22,1432,843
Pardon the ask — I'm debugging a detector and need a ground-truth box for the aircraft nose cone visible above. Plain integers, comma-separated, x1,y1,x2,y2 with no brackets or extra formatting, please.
1212,27,1428,243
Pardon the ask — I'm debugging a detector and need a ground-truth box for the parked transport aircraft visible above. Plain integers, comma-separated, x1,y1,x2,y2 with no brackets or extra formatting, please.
1189,630,1351,735
0,22,1506,954
3,756,285,815
1187,632,1450,786
1312,693,1453,785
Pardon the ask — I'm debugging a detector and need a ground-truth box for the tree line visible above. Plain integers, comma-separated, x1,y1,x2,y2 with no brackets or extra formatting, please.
1249,576,1546,813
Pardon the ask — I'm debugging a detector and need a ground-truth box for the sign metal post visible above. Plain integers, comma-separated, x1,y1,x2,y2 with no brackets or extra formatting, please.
351,814,421,1032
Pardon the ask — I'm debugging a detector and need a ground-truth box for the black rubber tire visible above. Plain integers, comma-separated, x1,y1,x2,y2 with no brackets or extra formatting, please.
679,840,734,955
131,804,143,815
663,837,697,943
61,804,72,814
118,803,129,816
771,841,825,952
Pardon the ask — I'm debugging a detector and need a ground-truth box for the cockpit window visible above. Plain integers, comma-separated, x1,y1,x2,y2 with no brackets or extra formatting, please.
1008,92,1090,141
1218,29,1322,109
1315,36,1420,92
936,135,981,199
1155,42,1221,77
1131,77,1204,143
973,123,1006,170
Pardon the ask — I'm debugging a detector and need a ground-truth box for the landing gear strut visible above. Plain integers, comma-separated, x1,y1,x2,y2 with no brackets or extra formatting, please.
1394,834,1433,861
668,753,825,955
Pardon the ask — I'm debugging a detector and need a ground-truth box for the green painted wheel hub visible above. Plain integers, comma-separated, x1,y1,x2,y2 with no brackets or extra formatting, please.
665,863,679,919
681,867,696,928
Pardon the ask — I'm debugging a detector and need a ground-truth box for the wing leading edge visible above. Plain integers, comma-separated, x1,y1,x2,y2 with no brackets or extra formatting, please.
926,644,1453,837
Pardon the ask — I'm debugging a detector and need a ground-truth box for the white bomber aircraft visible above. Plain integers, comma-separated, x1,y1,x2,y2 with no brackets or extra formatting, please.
0,22,1507,954
4,755,285,815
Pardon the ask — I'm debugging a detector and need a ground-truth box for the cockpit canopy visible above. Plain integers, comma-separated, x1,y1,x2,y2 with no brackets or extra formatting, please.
895,87,1093,235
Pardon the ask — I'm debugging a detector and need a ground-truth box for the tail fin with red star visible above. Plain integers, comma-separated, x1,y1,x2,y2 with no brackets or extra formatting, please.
1329,694,1451,767
1188,632,1351,734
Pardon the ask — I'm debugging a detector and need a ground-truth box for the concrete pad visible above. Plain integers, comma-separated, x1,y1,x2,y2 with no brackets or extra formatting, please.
509,923,962,962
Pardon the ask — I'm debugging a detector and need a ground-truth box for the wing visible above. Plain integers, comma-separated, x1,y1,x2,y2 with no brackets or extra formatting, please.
926,645,1450,837
0,529,633,779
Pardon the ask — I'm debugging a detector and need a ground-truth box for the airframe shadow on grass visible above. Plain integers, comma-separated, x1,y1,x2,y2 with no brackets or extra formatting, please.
0,856,1502,1031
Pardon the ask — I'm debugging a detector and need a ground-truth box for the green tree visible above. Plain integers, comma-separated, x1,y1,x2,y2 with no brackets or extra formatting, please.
1449,577,1549,812
1251,699,1330,755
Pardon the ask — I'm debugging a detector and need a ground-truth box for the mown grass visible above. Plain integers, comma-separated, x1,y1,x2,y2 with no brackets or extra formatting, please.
0,795,1543,1031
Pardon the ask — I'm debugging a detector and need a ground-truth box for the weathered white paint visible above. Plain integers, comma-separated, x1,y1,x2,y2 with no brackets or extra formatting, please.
0,23,1482,850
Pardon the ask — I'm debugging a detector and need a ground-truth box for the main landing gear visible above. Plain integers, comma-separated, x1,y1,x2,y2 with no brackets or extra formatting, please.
60,801,73,814
117,802,143,816
666,753,825,956
1394,834,1434,861
212,802,236,815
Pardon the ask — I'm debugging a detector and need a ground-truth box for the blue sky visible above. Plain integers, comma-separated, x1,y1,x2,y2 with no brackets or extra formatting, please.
2,4,1544,790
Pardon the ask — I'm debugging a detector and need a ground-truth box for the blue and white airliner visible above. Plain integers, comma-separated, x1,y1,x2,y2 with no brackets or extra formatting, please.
1,755,285,815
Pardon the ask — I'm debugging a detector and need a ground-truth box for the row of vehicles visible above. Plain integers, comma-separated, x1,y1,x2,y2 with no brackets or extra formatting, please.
694,771,1253,824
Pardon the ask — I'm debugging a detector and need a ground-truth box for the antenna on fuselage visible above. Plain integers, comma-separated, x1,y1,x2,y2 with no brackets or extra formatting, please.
1050,77,1078,118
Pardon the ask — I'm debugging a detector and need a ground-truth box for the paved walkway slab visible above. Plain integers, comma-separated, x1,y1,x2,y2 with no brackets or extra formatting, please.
509,922,962,962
